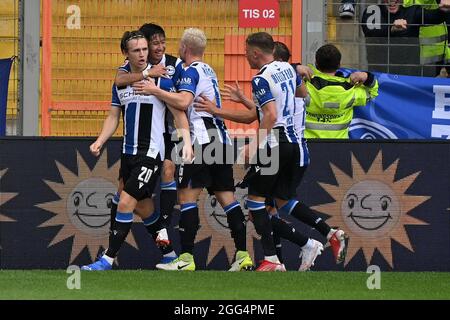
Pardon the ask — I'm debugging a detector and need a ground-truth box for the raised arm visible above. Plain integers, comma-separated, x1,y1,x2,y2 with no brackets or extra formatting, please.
295,80,308,98
115,64,168,87
349,71,379,106
419,5,448,25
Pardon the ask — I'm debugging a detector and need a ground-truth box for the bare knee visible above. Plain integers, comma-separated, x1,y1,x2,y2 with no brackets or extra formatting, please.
117,192,138,213
161,161,175,182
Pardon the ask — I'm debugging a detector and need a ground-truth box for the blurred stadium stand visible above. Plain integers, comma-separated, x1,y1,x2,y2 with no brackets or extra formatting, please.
0,1,448,136
0,0,19,135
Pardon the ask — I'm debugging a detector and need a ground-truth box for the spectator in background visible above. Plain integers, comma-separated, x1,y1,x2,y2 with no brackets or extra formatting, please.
339,0,357,18
401,0,450,77
304,44,379,139
361,0,448,76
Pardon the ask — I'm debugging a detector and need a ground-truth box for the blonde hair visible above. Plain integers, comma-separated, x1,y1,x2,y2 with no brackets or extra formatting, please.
181,28,207,56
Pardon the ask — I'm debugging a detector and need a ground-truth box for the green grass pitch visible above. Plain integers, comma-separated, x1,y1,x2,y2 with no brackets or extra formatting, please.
0,271,449,300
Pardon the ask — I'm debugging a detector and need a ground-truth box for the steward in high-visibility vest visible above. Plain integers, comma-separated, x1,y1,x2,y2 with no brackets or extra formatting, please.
403,0,450,65
304,44,379,139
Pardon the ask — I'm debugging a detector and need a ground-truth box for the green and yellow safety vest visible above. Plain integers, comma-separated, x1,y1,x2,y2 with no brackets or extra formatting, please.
404,0,450,64
304,66,379,139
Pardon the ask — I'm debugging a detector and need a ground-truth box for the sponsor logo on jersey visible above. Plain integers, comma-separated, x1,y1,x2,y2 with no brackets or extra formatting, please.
178,77,192,86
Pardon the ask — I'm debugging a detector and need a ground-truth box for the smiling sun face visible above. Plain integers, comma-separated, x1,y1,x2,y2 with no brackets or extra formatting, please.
67,178,115,235
343,180,400,236
37,150,138,263
313,152,429,268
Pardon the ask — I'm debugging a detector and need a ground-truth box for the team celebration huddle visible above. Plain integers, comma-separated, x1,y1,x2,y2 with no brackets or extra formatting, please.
81,23,355,272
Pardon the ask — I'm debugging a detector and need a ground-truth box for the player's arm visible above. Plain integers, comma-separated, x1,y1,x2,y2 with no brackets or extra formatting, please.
296,81,308,98
114,64,168,87
166,105,193,162
293,64,313,81
194,95,257,124
222,81,256,110
90,106,121,157
247,76,276,159
258,101,277,137
133,80,194,111
243,101,276,162
293,68,308,98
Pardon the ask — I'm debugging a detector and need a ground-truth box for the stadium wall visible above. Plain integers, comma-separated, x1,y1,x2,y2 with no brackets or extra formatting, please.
0,138,448,271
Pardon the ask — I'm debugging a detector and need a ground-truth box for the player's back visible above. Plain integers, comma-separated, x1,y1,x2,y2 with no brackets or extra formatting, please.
252,61,301,145
181,61,218,118
177,61,230,145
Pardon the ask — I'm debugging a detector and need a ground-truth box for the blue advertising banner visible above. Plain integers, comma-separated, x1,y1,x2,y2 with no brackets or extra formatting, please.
0,58,13,136
348,72,450,139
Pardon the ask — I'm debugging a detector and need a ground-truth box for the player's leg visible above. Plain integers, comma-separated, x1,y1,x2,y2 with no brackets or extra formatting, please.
241,146,284,271
266,199,284,264
81,190,137,271
114,180,177,261
156,186,201,271
135,197,178,264
156,160,206,271
157,136,178,237
275,164,348,265
269,146,323,270
82,155,160,270
246,193,284,271
269,207,320,271
143,134,178,248
214,189,254,271
210,161,253,271
110,177,124,233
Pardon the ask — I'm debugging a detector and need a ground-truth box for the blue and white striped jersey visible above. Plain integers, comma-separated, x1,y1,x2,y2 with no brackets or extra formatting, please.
112,64,175,159
252,61,309,166
175,61,231,146
118,54,183,134
293,97,309,166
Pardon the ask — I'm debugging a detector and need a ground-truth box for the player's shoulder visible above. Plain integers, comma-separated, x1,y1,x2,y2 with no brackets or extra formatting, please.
252,64,272,85
159,76,176,92
196,62,217,78
182,62,202,78
164,54,178,67
188,60,206,70
256,64,269,77
118,60,131,72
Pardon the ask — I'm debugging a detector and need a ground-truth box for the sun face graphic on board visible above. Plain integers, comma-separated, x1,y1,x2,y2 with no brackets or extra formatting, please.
197,165,259,265
36,150,138,263
313,152,429,267
0,169,17,248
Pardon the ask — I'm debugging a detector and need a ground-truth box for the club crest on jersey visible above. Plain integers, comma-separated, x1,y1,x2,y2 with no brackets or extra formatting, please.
166,65,175,77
